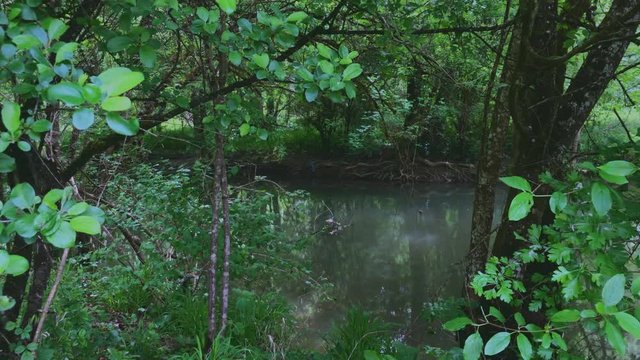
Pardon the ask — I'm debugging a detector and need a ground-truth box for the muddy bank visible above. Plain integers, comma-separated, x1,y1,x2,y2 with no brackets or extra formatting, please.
236,158,475,183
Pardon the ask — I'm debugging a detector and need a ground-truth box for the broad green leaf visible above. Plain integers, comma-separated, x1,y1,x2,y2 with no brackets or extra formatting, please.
216,0,237,14
5,255,28,276
631,277,640,296
71,108,95,130
229,51,242,65
257,128,268,140
0,251,9,273
462,333,483,360
106,113,139,136
10,183,37,209
363,350,379,360
239,123,250,136
549,192,567,214
139,45,157,68
508,192,533,221
101,96,132,112
591,182,612,215
15,214,37,238
107,36,132,52
345,82,356,99
550,309,580,323
614,312,640,338
196,7,209,21
252,54,269,69
317,43,333,59
17,141,30,152
67,202,88,216
12,34,40,50
489,307,505,323
580,309,597,318
47,82,84,106
516,334,533,360
46,221,76,248
0,295,15,311
605,321,626,356
499,176,531,192
0,154,16,173
484,332,510,356
31,119,51,132
97,67,144,96
551,332,567,351
305,87,319,102
598,160,637,177
602,274,625,307
319,60,334,74
55,42,77,63
70,216,101,235
47,19,68,40
297,68,314,82
1,101,20,133
286,11,307,23
342,63,363,81
442,317,472,331
82,84,102,104
599,170,628,185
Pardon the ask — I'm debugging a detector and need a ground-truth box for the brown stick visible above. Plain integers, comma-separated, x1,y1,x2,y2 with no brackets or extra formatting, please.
207,137,223,344
32,248,70,348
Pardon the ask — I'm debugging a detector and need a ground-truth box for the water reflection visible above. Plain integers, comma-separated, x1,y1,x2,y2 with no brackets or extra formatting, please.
279,182,498,349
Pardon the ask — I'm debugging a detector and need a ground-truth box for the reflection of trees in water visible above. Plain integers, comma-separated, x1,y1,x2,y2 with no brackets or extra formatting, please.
276,184,474,346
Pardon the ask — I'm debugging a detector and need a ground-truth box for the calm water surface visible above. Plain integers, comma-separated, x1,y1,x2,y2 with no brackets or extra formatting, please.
280,182,503,349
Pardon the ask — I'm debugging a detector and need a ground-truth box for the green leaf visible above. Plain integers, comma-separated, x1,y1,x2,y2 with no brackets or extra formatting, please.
55,42,77,63
252,54,269,69
318,60,334,74
0,154,16,173
12,34,40,50
229,51,242,65
363,350,379,360
345,82,356,99
305,87,319,102
107,36,132,52
15,214,37,238
516,334,533,360
257,128,268,140
139,45,157,68
598,160,637,177
31,119,51,132
67,202,88,216
70,216,101,235
5,255,28,276
317,43,333,59
443,317,472,331
97,67,144,96
17,141,30,152
605,321,626,356
0,251,9,273
10,183,36,209
196,7,209,21
500,176,531,192
599,170,628,185
614,312,640,338
71,108,95,130
549,192,567,214
462,333,483,360
296,68,314,82
2,101,20,133
508,192,533,221
342,63,363,81
47,82,84,106
286,11,307,23
591,182,612,216
106,113,139,136
551,332,567,351
550,309,580,322
631,277,640,296
484,332,510,356
239,123,250,137
0,296,16,311
489,306,505,323
47,18,68,40
82,84,102,104
101,96,132,112
602,274,625,307
46,221,75,248
216,0,237,14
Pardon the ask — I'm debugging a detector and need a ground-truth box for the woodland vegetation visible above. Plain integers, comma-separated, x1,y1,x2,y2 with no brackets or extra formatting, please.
0,0,639,359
